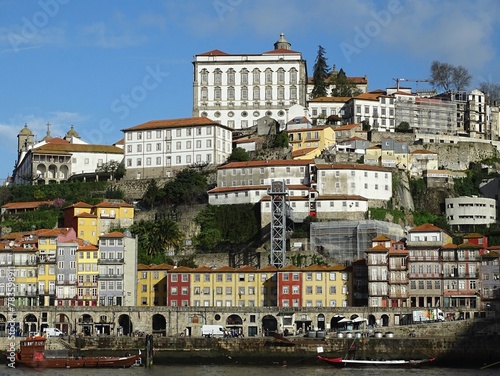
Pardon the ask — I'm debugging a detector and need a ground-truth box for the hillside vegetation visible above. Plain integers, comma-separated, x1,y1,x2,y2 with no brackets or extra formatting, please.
3,159,500,263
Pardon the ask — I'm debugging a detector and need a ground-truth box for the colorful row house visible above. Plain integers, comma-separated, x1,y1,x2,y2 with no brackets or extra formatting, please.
366,224,489,311
0,227,137,308
137,263,350,308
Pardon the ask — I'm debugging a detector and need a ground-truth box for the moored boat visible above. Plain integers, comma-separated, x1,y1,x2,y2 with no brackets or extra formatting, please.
317,354,436,368
14,335,141,368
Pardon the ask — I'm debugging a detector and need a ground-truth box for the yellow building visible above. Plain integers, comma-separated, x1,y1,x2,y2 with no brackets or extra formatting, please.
36,229,63,307
301,264,349,308
137,263,172,306
287,126,336,160
365,145,382,166
63,201,135,245
1,233,38,307
76,242,99,306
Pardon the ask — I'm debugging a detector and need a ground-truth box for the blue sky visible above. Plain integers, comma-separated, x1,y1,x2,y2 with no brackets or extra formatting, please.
1,0,500,182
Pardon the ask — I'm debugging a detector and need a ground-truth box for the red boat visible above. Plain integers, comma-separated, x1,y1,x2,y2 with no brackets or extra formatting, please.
15,335,141,369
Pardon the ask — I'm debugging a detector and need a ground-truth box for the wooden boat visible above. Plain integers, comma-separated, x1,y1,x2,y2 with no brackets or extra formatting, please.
15,335,141,368
317,354,436,367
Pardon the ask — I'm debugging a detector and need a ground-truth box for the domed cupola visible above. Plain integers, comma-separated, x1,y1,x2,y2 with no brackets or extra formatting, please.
274,33,291,50
65,125,80,140
17,123,34,154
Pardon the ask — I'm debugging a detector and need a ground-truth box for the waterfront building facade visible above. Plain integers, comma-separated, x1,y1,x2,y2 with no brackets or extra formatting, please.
137,263,172,306
76,242,99,306
479,248,500,311
97,231,136,307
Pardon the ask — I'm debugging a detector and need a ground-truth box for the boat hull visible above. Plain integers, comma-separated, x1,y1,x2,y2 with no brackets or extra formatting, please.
15,354,141,368
317,355,435,368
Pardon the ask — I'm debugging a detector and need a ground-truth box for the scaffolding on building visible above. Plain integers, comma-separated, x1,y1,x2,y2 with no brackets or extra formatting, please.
310,220,405,265
395,97,457,135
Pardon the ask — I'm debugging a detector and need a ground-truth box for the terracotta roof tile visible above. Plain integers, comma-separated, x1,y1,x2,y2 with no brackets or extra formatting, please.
410,223,443,232
122,117,230,132
219,159,313,169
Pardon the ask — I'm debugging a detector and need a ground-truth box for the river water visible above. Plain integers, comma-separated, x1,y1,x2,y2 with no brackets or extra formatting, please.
1,364,498,376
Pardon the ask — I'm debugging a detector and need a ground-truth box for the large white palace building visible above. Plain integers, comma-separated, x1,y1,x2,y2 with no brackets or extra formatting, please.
192,34,308,130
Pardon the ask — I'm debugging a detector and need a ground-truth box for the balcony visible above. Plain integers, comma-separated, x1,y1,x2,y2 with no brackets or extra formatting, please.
38,255,56,264
388,292,409,299
56,280,75,286
98,258,124,265
99,213,116,219
98,274,123,280
76,282,98,287
39,290,56,295
13,260,37,266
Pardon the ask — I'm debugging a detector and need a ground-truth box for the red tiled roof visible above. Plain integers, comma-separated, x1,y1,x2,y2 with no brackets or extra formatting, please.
372,235,391,241
410,149,437,155
122,117,227,132
2,200,53,209
219,159,313,169
74,212,97,218
334,123,361,131
410,223,443,232
315,163,391,172
197,49,230,56
46,137,70,144
316,195,367,201
35,143,123,154
100,231,124,238
262,48,301,54
307,96,351,103
292,147,318,158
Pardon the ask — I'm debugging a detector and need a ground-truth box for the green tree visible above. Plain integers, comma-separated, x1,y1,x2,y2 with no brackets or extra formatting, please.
163,169,208,205
310,45,329,98
227,147,250,162
396,121,411,133
142,179,161,209
272,132,289,148
330,69,362,97
130,218,183,259
96,160,125,180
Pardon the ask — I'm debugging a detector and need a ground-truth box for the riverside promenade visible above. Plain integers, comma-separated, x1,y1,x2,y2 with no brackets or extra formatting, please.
2,317,500,368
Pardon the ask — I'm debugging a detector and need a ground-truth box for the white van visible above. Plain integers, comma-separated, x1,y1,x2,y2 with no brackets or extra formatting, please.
201,325,225,338
43,327,65,337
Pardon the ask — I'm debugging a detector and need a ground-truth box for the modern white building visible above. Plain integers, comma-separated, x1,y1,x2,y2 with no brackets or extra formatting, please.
121,117,232,180
445,196,497,230
192,33,308,130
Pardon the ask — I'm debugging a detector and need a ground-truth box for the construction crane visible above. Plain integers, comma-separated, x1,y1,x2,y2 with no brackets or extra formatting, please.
393,78,431,91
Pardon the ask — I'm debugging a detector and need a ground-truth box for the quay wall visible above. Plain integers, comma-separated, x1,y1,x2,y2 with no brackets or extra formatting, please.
0,306,489,338
2,331,500,368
